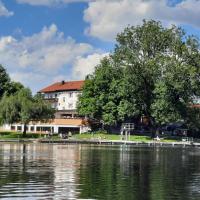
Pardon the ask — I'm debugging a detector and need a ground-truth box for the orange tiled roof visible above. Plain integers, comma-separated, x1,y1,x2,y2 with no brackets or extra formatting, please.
39,80,84,93
29,119,84,126
44,118,84,126
191,104,200,108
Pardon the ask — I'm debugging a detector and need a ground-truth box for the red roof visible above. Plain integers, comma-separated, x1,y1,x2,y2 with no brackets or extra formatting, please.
39,80,85,93
191,104,200,108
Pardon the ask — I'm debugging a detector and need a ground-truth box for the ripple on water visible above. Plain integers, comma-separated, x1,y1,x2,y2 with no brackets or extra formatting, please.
0,144,200,199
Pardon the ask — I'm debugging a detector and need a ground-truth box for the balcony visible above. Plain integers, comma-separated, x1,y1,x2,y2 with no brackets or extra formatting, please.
44,97,58,103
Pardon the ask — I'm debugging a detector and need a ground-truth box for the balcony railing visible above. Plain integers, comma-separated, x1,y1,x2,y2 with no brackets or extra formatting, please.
44,97,58,102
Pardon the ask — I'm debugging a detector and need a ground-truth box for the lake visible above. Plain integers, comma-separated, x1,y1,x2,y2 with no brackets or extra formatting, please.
0,143,199,200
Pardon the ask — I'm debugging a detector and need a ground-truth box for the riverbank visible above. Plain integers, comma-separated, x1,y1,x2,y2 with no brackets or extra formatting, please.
0,138,199,148
0,131,199,147
39,138,200,148
0,131,178,142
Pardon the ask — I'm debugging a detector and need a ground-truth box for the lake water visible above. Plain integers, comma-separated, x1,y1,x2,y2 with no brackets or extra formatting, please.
0,143,200,200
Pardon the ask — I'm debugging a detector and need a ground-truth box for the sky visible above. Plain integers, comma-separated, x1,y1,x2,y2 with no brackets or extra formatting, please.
1,0,200,93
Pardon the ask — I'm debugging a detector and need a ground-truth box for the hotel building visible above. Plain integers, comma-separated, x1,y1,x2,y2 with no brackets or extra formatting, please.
2,80,90,134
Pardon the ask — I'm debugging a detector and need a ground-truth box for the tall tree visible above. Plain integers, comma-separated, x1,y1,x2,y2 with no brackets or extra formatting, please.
78,58,125,125
0,64,24,97
78,20,200,131
0,88,55,137
0,64,11,98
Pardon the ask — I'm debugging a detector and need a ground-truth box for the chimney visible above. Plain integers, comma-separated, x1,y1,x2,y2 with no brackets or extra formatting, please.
61,80,65,85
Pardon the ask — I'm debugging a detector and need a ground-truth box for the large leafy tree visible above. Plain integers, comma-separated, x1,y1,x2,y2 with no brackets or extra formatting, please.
0,64,24,97
78,20,200,130
0,88,55,137
0,64,12,98
78,58,125,125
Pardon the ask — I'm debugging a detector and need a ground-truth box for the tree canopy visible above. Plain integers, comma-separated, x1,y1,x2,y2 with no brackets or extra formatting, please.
78,20,200,131
0,88,55,136
0,64,24,98
0,64,13,98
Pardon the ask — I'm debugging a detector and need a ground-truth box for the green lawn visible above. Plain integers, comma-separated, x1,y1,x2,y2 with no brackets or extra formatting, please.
0,131,55,139
72,133,178,142
73,133,121,140
0,131,179,143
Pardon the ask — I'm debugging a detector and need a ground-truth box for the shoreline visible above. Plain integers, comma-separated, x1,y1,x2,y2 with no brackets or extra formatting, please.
0,138,200,147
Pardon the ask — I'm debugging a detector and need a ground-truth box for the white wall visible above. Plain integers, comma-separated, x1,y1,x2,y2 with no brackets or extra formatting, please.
43,90,82,111
57,91,81,110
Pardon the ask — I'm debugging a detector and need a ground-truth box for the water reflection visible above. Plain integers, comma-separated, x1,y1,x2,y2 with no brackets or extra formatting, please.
0,143,82,199
78,145,200,200
0,143,199,199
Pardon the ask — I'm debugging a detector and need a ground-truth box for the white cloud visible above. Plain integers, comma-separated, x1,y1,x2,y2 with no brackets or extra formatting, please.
10,72,47,93
84,0,200,41
72,52,108,79
16,0,91,6
0,1,13,17
0,24,95,92
15,0,200,41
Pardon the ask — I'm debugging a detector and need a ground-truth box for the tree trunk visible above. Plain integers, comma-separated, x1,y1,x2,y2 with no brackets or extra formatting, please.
23,124,27,137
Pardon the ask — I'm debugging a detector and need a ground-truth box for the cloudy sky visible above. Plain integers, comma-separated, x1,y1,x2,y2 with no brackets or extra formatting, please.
0,0,200,92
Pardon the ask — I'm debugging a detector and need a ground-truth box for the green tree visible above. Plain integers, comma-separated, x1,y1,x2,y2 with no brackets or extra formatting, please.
0,64,11,98
78,58,124,125
0,64,24,97
7,81,24,95
0,88,55,137
78,20,200,131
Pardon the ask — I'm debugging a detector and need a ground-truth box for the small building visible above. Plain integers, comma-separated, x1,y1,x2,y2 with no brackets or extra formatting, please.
2,80,90,134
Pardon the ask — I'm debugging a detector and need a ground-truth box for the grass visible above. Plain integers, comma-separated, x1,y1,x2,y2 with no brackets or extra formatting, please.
0,131,58,139
73,133,121,140
72,133,178,143
0,131,180,143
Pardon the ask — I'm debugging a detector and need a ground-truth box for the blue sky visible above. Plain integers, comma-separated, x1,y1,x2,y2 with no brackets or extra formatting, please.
0,0,200,93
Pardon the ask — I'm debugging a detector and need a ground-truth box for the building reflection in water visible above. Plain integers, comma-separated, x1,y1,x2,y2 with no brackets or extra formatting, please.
52,144,81,199
0,143,82,200
0,144,200,200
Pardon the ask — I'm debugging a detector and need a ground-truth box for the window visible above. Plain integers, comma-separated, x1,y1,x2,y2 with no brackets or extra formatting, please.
63,97,65,102
69,92,73,98
17,126,22,131
53,103,58,108
68,103,73,109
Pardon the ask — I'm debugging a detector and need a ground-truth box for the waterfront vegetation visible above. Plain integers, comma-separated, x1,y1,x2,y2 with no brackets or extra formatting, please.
72,133,178,142
0,131,178,142
0,131,56,139
0,66,55,138
78,20,200,135
0,89,55,137
1,21,200,137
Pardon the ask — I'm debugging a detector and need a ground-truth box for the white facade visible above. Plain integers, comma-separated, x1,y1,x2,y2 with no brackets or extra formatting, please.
193,96,200,104
1,123,90,134
1,80,90,134
44,91,81,111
